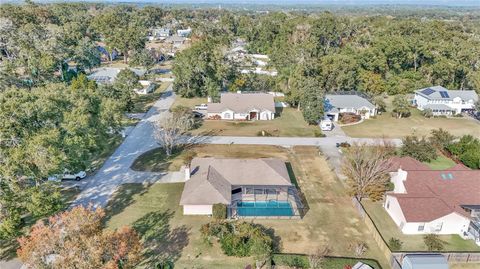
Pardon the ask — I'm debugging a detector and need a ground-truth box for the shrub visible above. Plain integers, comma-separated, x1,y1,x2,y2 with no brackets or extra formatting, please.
429,128,455,150
212,203,227,220
271,254,310,268
388,237,403,251
339,113,361,124
401,135,437,162
423,234,445,251
385,182,395,192
459,149,480,169
208,115,221,120
200,221,273,257
422,108,433,118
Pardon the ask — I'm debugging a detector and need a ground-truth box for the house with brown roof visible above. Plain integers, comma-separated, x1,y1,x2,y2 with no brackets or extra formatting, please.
384,157,480,245
207,92,276,120
179,157,304,218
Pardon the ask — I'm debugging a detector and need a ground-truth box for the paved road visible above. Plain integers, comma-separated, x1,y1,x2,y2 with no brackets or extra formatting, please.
188,135,402,147
72,85,185,208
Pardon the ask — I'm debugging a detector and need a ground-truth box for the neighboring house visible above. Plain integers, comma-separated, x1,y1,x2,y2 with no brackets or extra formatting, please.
177,28,192,37
401,254,449,269
87,67,145,84
384,157,480,245
165,36,186,48
414,86,478,115
207,92,276,120
325,94,377,122
133,80,156,95
179,157,304,218
149,28,171,40
96,46,118,62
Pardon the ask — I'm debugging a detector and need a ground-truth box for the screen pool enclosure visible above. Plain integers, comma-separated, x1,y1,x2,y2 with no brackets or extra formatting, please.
228,186,305,219
236,201,294,217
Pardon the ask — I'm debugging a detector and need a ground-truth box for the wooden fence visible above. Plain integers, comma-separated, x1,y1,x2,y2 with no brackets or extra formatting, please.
351,197,480,268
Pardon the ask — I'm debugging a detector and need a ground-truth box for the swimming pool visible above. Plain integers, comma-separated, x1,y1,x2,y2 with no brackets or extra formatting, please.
236,200,294,217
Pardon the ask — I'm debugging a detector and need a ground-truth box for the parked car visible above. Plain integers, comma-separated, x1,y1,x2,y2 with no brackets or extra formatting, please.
48,171,87,182
194,104,208,110
192,111,205,118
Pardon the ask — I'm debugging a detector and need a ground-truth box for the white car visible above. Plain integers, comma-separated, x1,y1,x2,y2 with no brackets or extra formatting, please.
48,171,87,182
194,104,208,110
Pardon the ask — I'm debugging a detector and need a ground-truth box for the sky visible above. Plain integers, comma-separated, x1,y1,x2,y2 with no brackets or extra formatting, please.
17,0,480,6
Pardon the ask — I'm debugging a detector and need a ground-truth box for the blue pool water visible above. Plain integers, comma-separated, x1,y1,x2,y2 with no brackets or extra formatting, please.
236,201,294,217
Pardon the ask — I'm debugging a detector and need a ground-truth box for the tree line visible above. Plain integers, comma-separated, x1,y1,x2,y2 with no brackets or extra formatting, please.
172,10,480,124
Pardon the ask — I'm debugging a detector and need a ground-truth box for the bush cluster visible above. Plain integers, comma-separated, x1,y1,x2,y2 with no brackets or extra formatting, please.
200,221,273,257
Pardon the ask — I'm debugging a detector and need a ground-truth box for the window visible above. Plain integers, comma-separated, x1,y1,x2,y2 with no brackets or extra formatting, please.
386,202,390,209
418,224,425,232
224,113,232,119
245,188,254,195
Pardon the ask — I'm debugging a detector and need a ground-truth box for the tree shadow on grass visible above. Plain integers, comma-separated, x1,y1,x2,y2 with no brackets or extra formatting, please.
286,162,310,218
103,183,151,225
133,210,189,267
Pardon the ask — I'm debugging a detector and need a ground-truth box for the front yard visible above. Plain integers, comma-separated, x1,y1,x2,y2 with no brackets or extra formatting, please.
172,97,321,137
342,106,480,138
361,200,480,252
108,145,390,268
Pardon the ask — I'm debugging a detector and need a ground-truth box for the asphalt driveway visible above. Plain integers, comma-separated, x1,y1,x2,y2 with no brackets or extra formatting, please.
72,85,185,208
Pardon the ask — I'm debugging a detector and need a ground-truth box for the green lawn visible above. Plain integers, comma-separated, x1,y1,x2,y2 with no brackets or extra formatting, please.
342,104,480,139
423,153,457,170
361,200,480,251
116,145,391,268
172,97,321,137
105,183,252,269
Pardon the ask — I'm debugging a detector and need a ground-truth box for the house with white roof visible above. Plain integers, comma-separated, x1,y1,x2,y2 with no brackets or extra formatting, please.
414,86,478,116
180,157,304,218
207,92,276,120
87,67,146,84
324,94,377,122
385,157,480,245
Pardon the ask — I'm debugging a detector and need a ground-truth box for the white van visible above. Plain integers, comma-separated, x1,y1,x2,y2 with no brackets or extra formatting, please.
320,117,333,131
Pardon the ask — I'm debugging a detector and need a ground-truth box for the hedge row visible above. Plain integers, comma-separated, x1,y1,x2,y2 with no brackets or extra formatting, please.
271,254,382,269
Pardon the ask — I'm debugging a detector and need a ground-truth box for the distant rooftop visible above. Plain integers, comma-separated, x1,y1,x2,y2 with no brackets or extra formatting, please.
415,86,478,101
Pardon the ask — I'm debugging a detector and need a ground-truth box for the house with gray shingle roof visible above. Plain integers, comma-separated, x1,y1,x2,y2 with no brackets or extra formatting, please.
324,94,377,122
180,158,304,218
207,92,275,120
414,86,478,116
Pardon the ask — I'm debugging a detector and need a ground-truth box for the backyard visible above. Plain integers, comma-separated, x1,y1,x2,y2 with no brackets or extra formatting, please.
108,145,390,268
361,200,480,251
172,96,321,137
423,153,457,170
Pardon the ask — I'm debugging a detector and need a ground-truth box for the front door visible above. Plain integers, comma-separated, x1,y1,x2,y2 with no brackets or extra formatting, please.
249,112,257,120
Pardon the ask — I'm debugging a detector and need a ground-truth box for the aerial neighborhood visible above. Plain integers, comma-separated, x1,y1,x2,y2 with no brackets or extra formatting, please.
1,2,480,269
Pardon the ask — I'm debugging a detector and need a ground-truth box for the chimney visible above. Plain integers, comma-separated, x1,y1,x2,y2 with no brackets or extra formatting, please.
184,165,190,181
